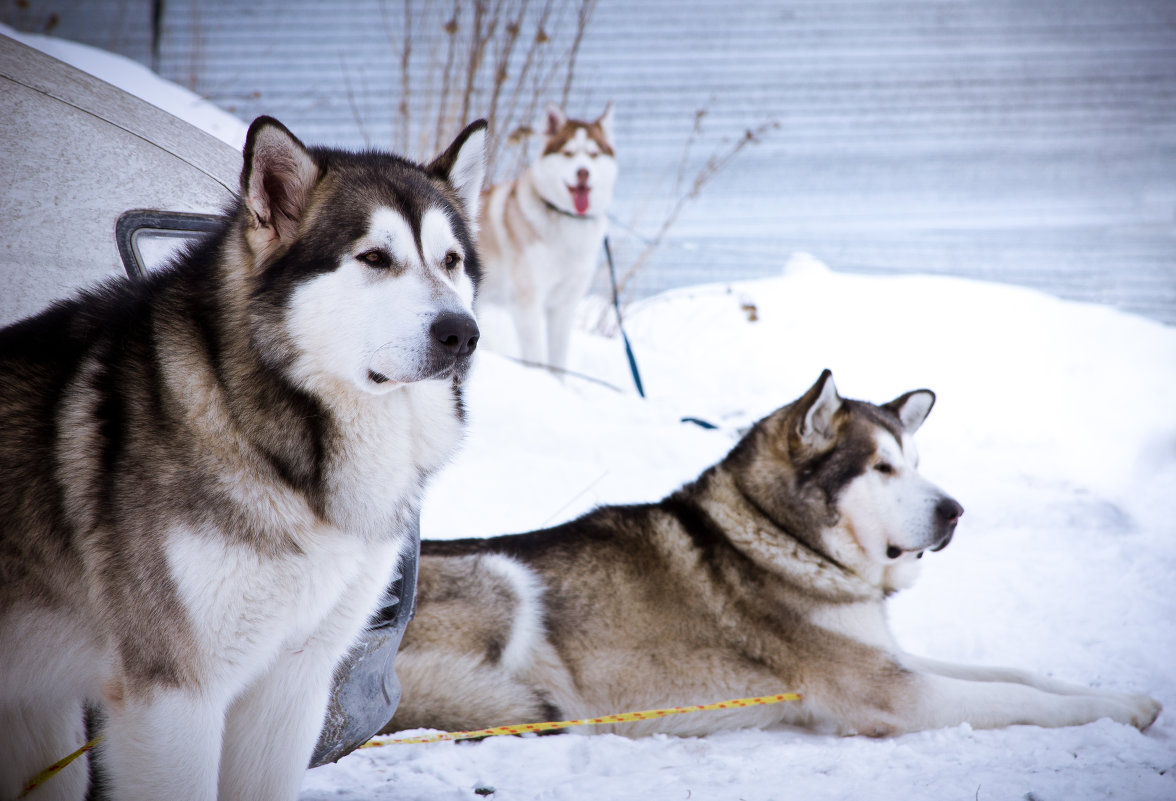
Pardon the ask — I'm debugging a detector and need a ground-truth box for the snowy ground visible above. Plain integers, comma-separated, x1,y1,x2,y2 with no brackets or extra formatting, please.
8,26,1175,801
298,259,1176,801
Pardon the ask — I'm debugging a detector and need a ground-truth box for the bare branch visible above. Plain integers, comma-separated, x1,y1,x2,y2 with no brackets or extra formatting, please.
433,0,463,154
498,0,556,178
615,119,779,299
559,0,597,107
456,0,495,136
380,0,416,153
339,52,371,147
485,0,529,161
384,0,596,182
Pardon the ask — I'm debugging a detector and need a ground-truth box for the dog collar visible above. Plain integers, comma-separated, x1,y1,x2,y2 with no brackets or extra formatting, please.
541,197,603,221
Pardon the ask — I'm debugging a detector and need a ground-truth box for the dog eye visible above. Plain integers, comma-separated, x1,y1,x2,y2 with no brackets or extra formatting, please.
357,250,390,269
562,150,575,158
875,462,895,475
442,252,462,271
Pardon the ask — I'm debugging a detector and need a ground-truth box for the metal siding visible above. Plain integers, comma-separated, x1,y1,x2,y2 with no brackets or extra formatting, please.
2,0,156,64
4,0,1174,323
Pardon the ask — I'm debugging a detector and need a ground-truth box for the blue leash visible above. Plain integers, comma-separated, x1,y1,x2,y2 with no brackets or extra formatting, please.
603,236,645,398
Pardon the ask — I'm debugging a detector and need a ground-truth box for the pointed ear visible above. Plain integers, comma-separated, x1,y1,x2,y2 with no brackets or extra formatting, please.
596,101,615,147
885,389,936,434
241,116,319,259
429,119,487,219
544,104,567,137
792,370,841,454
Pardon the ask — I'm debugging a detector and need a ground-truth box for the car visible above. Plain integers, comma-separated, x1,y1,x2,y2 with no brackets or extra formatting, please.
0,31,413,770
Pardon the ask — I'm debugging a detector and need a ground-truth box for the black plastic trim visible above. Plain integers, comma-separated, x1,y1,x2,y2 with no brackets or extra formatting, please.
115,209,222,279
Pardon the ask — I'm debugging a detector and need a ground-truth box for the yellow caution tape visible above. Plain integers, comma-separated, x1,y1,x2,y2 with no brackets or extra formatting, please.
22,692,802,795
19,736,102,798
364,692,803,746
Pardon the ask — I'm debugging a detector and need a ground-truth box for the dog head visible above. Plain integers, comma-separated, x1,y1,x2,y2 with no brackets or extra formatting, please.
731,370,963,592
531,102,617,217
237,116,487,397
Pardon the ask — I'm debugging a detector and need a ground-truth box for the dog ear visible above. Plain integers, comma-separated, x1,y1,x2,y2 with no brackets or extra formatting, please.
792,369,841,453
884,389,936,434
241,116,320,260
429,120,487,219
596,101,616,147
544,104,567,137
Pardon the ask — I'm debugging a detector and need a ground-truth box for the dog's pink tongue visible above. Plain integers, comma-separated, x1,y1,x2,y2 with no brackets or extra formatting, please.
571,186,590,215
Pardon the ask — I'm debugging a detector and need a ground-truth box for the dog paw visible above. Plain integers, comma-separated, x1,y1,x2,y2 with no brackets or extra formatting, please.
1105,692,1163,731
1129,695,1162,731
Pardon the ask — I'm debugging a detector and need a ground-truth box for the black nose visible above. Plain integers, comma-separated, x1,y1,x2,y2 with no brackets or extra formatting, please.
430,312,479,356
576,167,589,184
936,498,964,524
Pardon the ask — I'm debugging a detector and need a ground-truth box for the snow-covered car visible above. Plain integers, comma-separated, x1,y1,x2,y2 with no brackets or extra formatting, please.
0,32,413,768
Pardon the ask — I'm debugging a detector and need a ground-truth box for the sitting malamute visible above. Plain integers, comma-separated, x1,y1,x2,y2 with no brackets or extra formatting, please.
476,103,617,372
0,116,485,800
387,371,1161,738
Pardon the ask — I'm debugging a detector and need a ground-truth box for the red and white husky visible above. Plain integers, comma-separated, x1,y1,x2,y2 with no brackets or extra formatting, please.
477,103,618,372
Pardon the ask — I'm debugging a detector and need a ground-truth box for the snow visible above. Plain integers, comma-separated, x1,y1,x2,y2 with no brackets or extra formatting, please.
319,259,1176,801
10,26,1175,801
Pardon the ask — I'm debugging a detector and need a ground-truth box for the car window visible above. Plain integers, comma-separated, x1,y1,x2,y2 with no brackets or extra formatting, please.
116,210,222,278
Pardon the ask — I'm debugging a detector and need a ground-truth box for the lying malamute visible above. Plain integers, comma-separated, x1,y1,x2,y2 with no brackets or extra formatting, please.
0,116,485,800
476,103,617,371
387,371,1160,738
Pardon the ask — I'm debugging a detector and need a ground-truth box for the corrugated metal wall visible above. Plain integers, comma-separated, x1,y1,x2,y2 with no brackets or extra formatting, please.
5,0,1175,323
2,0,155,64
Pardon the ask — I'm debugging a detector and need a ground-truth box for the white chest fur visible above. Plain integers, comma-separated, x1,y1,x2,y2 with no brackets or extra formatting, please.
166,379,462,693
322,379,463,536
166,524,403,692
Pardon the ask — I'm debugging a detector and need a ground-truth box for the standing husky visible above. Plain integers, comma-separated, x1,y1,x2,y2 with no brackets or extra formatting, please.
387,371,1161,738
477,103,617,371
0,116,486,801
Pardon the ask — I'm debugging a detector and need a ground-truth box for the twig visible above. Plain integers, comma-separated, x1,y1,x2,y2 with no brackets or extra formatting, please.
485,0,529,155
559,0,597,107
542,470,610,526
433,0,463,154
379,0,415,151
615,119,779,299
339,52,371,147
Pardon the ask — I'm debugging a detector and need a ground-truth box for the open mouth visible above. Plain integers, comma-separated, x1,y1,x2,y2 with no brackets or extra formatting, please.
886,545,930,560
886,529,955,560
424,353,476,382
930,530,954,552
368,353,473,388
568,184,591,214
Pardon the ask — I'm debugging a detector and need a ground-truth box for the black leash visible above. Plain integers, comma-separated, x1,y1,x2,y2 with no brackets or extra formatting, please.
603,235,645,398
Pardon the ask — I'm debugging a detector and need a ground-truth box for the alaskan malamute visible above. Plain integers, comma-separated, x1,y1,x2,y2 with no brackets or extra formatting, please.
476,103,617,371
0,116,485,800
387,371,1161,738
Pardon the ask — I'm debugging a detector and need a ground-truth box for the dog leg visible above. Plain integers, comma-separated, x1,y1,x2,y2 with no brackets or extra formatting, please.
906,654,1149,697
511,301,549,366
100,688,223,801
0,699,89,801
218,650,337,801
894,671,1162,733
546,306,575,373
903,654,1162,728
